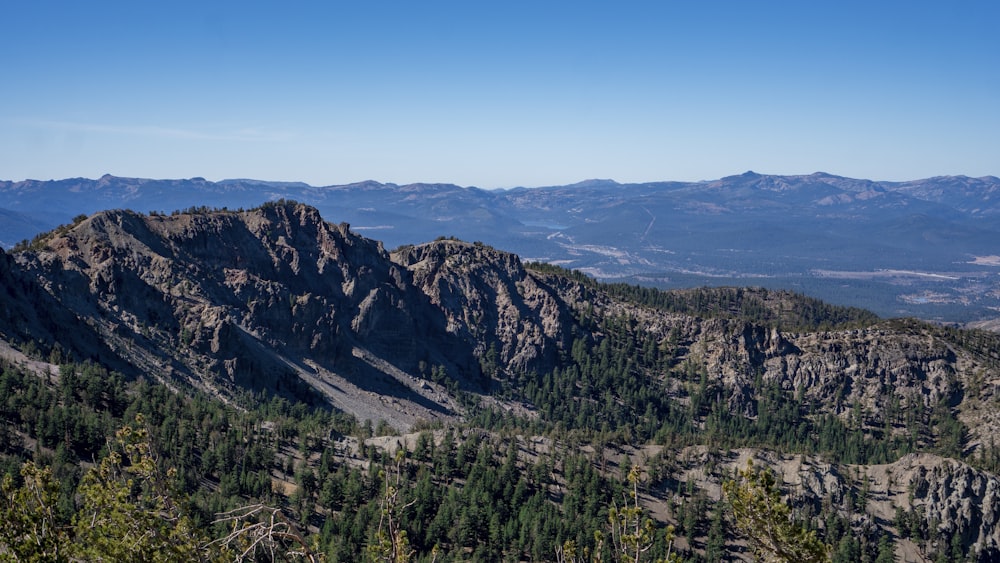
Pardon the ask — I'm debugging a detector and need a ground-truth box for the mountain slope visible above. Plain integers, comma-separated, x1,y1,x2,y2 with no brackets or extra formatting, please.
3,203,1000,559
9,203,487,427
6,203,1000,443
391,239,584,375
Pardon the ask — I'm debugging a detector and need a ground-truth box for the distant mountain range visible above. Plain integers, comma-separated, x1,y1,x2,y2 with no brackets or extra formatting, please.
2,172,999,322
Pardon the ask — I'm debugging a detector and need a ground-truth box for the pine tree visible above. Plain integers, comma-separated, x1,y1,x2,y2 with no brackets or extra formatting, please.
723,460,830,563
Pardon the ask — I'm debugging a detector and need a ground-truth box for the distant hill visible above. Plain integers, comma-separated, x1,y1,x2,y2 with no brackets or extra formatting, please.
2,172,999,322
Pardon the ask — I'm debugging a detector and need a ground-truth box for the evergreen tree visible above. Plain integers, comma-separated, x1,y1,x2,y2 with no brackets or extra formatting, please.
723,460,830,563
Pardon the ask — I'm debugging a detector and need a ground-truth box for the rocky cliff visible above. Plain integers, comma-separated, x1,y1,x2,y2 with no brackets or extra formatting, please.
391,239,583,375
661,317,1000,454
9,204,483,427
680,450,1000,561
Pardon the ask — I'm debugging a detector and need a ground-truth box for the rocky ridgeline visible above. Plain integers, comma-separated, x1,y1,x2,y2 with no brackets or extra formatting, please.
391,239,582,374
10,204,480,425
5,203,999,434
664,318,999,452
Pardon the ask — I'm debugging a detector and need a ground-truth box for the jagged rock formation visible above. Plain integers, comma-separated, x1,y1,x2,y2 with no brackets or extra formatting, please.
675,450,1000,561
0,245,121,368
727,450,1000,561
655,318,1000,452
9,204,481,427
391,239,582,375
899,455,1000,559
3,203,999,430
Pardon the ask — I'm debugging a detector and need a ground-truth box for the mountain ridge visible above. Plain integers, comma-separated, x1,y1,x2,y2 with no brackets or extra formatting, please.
8,171,997,322
3,202,1000,559
5,201,999,444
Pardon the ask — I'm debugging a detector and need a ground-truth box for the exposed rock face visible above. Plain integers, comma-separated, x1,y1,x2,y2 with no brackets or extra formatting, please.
0,245,120,367
902,455,1000,559
391,240,583,376
11,204,478,427
660,318,999,450
694,451,1000,561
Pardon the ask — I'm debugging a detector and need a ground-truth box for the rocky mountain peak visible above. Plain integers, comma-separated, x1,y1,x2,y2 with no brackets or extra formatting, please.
10,204,485,426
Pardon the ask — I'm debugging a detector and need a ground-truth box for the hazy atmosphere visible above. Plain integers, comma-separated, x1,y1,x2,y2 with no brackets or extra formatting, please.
3,1,998,187
5,4,1000,562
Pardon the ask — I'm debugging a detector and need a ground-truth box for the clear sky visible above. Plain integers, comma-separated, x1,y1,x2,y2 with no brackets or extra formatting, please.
2,1,997,188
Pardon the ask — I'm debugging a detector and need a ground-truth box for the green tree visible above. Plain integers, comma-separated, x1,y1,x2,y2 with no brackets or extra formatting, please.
875,534,896,563
0,461,70,562
1,414,224,562
72,414,217,562
723,460,829,563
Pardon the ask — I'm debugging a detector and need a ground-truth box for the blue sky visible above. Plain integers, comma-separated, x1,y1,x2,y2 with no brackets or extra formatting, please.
2,1,997,188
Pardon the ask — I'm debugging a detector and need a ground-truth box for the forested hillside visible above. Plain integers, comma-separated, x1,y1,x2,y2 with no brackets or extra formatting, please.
2,203,999,561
